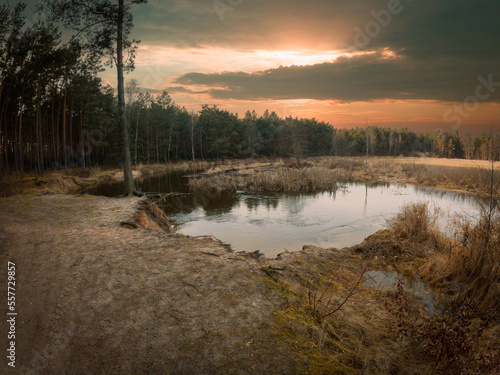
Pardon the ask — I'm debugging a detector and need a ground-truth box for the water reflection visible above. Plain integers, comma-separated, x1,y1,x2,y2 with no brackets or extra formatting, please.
86,171,479,259
171,183,478,258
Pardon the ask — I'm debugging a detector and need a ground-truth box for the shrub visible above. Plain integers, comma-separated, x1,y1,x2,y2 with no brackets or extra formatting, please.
389,202,439,243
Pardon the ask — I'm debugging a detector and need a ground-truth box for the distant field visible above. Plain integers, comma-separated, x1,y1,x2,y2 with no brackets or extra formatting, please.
391,157,499,168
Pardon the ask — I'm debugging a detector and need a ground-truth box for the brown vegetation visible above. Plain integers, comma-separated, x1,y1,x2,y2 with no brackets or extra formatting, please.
2,155,495,198
259,167,499,374
389,202,441,244
188,166,339,193
184,156,498,196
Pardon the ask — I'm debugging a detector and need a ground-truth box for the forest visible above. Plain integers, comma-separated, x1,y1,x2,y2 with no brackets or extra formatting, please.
1,2,498,180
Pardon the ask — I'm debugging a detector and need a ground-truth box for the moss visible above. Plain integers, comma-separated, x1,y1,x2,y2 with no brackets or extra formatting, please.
270,302,360,374
260,267,364,374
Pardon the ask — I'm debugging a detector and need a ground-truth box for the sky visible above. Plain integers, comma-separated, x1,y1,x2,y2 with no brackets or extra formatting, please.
23,0,500,134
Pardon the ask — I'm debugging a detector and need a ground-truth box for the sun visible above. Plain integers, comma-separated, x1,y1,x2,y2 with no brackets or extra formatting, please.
254,50,345,67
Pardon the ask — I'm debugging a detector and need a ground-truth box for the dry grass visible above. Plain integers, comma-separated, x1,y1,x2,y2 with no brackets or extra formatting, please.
265,221,498,374
324,157,365,171
401,163,484,189
189,167,338,193
389,202,441,244
422,209,500,313
137,160,217,176
341,194,500,374
420,163,500,312
264,245,438,374
3,156,496,198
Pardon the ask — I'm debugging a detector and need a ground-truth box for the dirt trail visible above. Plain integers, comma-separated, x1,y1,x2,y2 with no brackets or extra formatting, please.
0,194,287,374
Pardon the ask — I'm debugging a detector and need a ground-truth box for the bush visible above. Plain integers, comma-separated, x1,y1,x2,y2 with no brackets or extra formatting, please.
389,202,439,243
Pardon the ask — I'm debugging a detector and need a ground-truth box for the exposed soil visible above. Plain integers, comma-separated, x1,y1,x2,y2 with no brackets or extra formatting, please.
0,194,296,374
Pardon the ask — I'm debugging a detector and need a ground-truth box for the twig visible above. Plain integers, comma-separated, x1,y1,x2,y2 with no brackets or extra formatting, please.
321,262,371,319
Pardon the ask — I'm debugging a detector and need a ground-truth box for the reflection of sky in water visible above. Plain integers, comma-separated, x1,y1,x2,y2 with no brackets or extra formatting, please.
172,182,478,258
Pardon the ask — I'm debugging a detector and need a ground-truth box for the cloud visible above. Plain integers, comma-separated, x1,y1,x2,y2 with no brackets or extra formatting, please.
134,0,500,56
25,0,499,106
173,51,500,103
133,0,366,49
133,0,499,104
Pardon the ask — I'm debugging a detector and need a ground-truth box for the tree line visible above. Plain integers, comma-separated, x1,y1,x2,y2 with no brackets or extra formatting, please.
0,2,498,183
0,0,146,194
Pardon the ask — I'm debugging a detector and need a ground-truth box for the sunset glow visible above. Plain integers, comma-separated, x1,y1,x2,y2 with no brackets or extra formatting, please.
94,0,500,134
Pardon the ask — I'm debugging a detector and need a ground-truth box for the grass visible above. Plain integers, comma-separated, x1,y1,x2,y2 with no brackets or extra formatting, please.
3,156,498,372
184,156,498,195
2,155,495,197
137,160,215,176
263,246,435,374
189,166,338,193
386,167,499,373
389,202,441,244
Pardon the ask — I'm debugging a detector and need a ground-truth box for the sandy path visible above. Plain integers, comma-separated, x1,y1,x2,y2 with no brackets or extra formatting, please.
0,194,279,374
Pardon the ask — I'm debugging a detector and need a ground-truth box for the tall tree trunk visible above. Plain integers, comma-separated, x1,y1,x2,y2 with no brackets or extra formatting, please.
199,123,204,161
80,104,85,174
0,136,3,179
167,123,172,163
14,113,19,178
0,119,3,179
35,81,44,176
146,122,150,164
56,94,61,163
389,131,393,155
62,81,68,171
117,0,136,195
0,71,6,178
156,122,159,164
69,96,74,167
81,130,86,174
51,92,56,166
191,114,195,162
134,106,140,166
85,99,91,170
146,121,150,165
19,96,24,179
1,99,8,175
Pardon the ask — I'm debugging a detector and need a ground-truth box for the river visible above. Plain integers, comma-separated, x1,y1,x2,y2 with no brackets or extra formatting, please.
87,171,478,258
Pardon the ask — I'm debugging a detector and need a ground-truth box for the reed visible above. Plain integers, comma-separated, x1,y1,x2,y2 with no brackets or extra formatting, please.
188,167,338,193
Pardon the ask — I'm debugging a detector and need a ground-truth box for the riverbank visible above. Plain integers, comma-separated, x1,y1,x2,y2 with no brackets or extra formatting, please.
0,161,207,197
0,192,497,373
1,156,498,373
185,156,496,195
1,156,495,198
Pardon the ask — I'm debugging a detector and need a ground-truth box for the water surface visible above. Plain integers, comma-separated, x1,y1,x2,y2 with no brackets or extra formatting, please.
87,172,478,258
171,183,477,257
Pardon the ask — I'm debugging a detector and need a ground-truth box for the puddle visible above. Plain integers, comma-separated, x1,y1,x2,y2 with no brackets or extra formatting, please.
364,270,438,313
